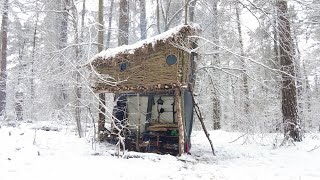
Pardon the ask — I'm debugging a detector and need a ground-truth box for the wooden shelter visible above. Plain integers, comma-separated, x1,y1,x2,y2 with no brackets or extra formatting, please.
89,24,200,155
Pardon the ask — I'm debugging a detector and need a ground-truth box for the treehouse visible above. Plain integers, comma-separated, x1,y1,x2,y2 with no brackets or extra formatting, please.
88,24,200,155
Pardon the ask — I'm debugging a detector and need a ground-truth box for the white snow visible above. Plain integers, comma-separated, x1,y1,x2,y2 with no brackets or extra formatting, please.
1,122,320,180
90,24,201,63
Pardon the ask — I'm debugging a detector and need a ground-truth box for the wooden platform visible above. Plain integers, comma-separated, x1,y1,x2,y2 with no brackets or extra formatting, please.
147,123,178,131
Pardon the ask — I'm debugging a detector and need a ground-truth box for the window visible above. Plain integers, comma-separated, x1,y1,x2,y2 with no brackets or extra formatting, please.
166,54,177,65
120,62,127,71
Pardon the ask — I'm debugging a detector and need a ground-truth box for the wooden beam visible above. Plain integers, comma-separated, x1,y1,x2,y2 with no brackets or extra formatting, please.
175,88,184,155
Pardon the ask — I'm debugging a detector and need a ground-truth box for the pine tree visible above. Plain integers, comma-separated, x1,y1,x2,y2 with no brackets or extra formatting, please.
277,0,301,141
0,0,9,116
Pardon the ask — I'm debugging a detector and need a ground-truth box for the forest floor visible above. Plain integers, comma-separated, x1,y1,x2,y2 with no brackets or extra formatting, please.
0,121,320,180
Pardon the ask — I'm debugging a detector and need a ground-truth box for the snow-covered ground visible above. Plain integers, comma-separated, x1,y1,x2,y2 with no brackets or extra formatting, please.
1,122,320,180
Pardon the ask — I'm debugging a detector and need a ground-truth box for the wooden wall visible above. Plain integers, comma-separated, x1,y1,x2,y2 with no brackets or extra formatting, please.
93,44,191,93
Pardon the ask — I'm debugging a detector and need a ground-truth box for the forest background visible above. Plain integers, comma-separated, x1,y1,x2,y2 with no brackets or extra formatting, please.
0,0,319,140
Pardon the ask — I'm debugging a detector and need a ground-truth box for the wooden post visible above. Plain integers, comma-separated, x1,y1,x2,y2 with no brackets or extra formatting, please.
136,94,141,151
175,88,185,155
98,93,106,140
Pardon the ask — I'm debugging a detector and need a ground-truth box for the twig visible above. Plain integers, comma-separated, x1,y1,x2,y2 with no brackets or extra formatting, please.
33,129,37,145
280,134,289,147
307,145,320,152
228,133,248,143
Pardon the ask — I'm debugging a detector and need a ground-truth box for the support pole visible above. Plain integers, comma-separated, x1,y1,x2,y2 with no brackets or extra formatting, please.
136,94,141,151
191,92,216,155
98,93,106,140
175,88,185,155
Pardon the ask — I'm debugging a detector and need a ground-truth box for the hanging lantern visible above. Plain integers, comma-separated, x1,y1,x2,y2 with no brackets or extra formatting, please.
157,97,165,113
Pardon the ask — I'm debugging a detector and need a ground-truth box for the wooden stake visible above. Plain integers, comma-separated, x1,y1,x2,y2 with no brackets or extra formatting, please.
175,88,185,155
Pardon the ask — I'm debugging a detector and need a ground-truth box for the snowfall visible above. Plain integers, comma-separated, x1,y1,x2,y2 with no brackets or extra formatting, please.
1,121,320,180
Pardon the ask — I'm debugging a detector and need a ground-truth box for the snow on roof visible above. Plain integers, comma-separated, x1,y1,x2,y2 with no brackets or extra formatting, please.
90,23,201,63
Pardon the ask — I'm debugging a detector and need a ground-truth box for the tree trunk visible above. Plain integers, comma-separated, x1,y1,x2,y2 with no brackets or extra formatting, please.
303,63,311,114
118,0,129,46
58,0,69,103
273,5,280,67
212,90,221,129
139,0,147,40
175,88,184,155
70,0,84,138
231,76,237,126
302,60,312,128
15,42,25,121
236,4,249,116
277,0,301,141
156,0,161,34
98,0,106,138
211,0,221,130
30,12,39,120
184,0,188,25
0,0,9,116
106,0,114,48
189,0,197,22
291,14,304,131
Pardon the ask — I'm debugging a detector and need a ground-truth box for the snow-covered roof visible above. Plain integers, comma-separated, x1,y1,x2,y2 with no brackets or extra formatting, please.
90,24,201,64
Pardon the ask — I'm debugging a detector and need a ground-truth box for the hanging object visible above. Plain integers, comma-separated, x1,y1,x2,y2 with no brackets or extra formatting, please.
157,97,165,114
